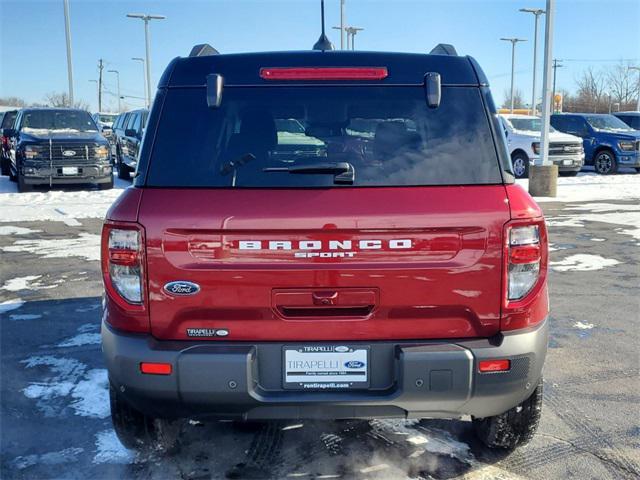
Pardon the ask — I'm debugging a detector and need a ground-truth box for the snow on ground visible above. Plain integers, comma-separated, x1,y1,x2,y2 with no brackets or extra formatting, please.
550,254,620,272
1,233,101,261
0,175,126,226
574,321,595,330
0,275,62,291
21,355,109,419
93,430,135,464
0,225,42,235
11,447,85,470
517,171,640,202
57,332,101,348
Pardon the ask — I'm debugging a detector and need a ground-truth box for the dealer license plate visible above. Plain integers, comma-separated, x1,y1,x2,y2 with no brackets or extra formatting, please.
562,159,572,166
62,166,78,175
283,345,369,390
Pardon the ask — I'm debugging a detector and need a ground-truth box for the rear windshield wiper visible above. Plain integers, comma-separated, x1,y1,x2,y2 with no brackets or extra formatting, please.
263,162,355,184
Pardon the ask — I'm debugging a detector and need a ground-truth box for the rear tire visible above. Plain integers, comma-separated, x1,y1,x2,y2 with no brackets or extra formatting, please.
109,383,181,453
473,378,543,449
594,150,618,175
1,157,9,176
511,152,530,179
98,176,114,190
117,152,131,180
17,174,34,192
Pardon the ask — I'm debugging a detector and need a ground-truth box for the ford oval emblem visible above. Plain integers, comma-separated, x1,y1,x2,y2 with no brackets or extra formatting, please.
62,150,76,157
344,360,365,369
334,346,350,353
164,281,200,296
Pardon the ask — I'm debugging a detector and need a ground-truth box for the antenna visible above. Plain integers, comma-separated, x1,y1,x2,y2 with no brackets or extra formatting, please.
313,0,334,51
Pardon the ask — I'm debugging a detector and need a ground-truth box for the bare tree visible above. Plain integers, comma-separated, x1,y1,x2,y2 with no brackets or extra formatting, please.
501,88,526,110
573,68,609,113
607,63,640,111
43,92,90,111
0,96,28,107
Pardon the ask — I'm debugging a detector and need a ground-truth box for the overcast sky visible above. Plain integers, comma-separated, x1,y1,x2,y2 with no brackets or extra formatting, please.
1,0,639,112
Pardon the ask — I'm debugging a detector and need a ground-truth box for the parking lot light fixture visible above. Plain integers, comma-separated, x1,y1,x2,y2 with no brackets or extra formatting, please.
500,38,527,113
520,8,546,116
126,13,166,108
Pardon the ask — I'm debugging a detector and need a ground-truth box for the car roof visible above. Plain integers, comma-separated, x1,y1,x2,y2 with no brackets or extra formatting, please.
160,50,485,88
614,111,640,116
21,107,88,113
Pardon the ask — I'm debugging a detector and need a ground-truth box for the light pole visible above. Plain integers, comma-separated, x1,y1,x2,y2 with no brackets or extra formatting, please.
107,70,121,112
63,0,74,106
126,13,165,108
132,57,148,109
520,8,545,116
529,0,557,198
340,0,345,50
346,26,363,50
629,66,640,110
500,38,527,113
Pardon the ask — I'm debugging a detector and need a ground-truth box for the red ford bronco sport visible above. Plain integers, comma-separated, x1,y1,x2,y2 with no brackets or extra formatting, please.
101,43,548,452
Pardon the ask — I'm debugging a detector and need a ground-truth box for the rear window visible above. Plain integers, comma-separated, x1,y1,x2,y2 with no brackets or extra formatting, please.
145,86,502,187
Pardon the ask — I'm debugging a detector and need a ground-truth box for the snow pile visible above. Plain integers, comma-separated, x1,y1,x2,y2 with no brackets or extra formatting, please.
1,233,101,261
550,254,620,272
517,172,640,202
0,176,125,226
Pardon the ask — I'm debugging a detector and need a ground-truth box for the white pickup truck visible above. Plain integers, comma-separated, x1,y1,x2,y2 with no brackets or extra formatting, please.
499,114,584,178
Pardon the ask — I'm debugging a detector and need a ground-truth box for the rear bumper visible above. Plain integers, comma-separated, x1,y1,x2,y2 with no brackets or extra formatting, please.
102,318,548,421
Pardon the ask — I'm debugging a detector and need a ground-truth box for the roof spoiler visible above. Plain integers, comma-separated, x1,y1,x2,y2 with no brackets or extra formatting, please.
429,44,458,56
189,43,219,57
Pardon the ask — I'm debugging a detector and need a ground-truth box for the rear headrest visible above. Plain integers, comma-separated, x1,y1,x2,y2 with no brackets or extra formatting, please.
239,109,277,151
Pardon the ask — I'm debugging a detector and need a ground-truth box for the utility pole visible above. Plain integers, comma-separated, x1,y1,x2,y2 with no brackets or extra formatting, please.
520,8,545,116
127,14,166,109
108,70,121,112
500,38,527,113
552,59,563,112
63,0,74,106
97,59,104,112
629,66,640,110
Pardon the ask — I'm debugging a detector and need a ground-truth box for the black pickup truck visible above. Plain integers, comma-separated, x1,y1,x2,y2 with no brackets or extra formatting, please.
4,108,113,192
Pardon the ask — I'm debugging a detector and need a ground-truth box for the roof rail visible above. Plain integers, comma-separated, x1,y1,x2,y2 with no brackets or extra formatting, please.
429,44,458,56
189,44,219,57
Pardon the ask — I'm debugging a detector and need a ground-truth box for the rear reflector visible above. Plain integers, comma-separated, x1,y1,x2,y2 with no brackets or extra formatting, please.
478,359,511,373
510,244,541,264
140,362,172,375
259,67,388,81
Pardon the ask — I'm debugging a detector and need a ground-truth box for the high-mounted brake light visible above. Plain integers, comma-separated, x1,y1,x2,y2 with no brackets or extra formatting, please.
259,67,388,81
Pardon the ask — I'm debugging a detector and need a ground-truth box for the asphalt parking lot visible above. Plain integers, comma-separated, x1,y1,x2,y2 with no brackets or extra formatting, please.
1,172,639,480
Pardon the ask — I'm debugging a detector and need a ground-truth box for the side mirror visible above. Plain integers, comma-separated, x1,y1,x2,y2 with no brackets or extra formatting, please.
424,72,441,108
124,129,137,137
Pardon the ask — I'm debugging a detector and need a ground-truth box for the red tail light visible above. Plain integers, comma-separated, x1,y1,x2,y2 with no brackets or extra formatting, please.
259,67,388,81
101,222,149,332
502,219,548,331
